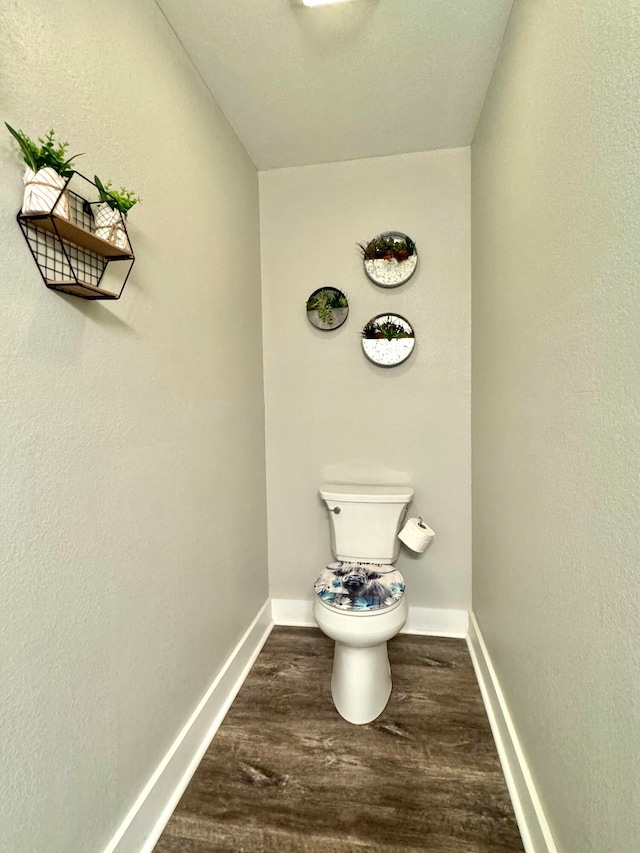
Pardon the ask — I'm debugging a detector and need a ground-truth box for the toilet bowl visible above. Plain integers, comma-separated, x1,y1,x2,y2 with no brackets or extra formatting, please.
314,584,408,724
313,484,414,725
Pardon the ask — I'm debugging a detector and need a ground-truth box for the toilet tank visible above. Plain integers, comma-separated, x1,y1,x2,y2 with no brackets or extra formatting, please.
320,484,414,564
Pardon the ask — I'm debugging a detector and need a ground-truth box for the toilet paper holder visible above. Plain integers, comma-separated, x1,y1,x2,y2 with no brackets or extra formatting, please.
398,515,435,553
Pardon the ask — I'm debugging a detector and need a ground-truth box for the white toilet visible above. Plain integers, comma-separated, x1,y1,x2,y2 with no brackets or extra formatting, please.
313,483,414,725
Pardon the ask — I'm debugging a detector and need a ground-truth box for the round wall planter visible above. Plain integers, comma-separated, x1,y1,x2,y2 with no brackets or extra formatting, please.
360,232,418,288
361,314,415,367
306,287,349,331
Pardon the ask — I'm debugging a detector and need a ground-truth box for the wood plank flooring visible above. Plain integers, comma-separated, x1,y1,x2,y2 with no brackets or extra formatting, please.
154,627,523,852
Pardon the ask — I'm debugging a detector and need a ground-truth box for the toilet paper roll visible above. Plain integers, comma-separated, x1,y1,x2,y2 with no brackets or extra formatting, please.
398,517,435,553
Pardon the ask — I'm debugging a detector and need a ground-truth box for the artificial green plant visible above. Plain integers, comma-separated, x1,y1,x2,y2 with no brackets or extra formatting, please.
94,175,140,215
306,289,348,325
361,318,413,340
5,124,81,176
358,234,416,262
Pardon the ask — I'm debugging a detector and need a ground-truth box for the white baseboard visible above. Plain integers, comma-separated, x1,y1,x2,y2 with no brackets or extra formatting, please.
271,597,315,627
103,600,273,853
466,612,557,853
271,598,468,638
403,605,468,638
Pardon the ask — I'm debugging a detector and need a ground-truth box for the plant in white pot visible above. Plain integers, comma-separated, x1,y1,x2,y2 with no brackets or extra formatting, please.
306,287,349,330
5,124,81,220
93,176,140,251
361,314,415,367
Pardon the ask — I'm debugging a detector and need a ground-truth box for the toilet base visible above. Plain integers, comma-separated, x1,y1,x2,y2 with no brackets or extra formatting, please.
331,640,392,725
313,595,408,725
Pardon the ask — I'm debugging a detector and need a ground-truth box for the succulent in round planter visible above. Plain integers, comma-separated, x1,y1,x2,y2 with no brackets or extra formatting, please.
306,287,349,330
358,231,418,287
361,314,415,367
5,124,82,220
93,176,140,251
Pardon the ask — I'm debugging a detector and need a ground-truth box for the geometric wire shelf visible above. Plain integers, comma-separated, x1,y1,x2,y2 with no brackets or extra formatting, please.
17,171,135,300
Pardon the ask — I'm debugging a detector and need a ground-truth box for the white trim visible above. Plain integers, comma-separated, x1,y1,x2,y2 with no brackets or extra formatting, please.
271,598,468,638
402,605,468,638
103,600,273,853
466,612,558,853
271,597,315,627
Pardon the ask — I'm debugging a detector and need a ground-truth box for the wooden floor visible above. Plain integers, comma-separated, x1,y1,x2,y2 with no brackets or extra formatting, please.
154,627,524,853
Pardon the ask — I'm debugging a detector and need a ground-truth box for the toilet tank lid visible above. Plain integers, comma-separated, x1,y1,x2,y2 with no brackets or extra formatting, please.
319,484,414,503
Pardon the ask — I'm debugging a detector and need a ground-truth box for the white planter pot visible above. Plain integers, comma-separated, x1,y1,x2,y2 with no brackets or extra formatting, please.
362,337,415,367
94,202,129,251
364,254,418,287
22,167,69,219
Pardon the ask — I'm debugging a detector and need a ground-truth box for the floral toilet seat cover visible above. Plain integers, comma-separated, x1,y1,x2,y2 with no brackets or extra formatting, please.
314,562,405,612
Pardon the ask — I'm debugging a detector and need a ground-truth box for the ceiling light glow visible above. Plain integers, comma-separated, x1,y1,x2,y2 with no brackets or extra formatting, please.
300,0,358,7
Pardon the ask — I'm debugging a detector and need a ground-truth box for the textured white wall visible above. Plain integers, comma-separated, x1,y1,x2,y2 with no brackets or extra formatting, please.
260,149,471,609
472,1,640,850
0,3,267,852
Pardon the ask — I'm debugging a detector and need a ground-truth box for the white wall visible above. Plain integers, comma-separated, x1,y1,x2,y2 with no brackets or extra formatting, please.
0,3,268,852
260,149,471,610
472,1,640,850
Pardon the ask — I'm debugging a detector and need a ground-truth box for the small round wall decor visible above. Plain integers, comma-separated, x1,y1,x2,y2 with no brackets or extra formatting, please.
306,287,349,331
361,314,415,367
358,232,417,288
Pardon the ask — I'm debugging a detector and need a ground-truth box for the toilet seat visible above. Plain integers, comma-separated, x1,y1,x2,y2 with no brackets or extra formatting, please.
314,561,405,613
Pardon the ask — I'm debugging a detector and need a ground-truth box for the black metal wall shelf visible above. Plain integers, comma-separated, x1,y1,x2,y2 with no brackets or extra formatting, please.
17,171,135,300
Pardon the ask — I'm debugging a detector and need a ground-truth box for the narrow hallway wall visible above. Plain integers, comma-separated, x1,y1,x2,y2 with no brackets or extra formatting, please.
0,2,268,851
472,1,640,849
260,149,471,613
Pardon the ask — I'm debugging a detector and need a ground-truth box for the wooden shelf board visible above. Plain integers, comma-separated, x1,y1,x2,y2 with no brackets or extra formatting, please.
46,279,119,300
19,211,134,260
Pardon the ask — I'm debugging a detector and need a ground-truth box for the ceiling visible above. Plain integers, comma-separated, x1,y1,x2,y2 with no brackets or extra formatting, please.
156,0,513,171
